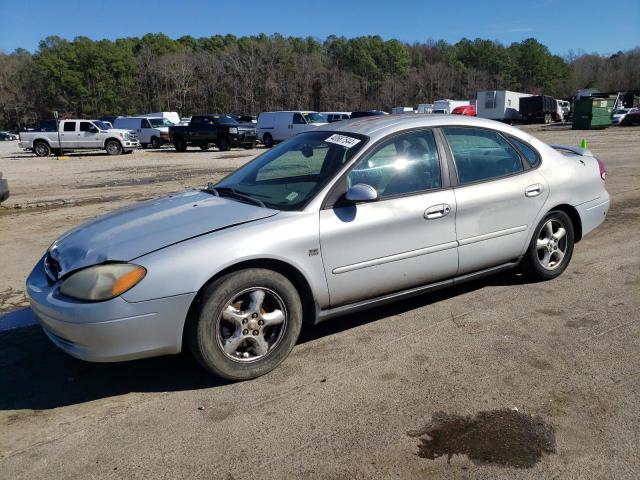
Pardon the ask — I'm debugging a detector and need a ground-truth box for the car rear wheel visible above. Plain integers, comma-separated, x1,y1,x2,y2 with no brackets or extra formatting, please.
174,138,187,152
521,211,574,280
105,140,123,155
188,268,302,380
263,133,274,148
217,137,230,151
151,136,161,149
34,141,51,157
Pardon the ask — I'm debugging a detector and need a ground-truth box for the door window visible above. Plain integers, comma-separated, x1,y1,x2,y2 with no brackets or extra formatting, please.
63,122,76,132
443,127,523,185
293,113,306,124
79,122,95,132
347,129,441,198
142,119,152,129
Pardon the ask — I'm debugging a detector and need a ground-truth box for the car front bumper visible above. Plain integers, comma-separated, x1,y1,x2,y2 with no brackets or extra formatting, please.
26,257,196,362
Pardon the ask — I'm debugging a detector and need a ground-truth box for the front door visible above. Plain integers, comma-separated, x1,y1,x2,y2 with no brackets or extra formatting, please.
78,121,101,148
320,128,459,306
441,126,549,274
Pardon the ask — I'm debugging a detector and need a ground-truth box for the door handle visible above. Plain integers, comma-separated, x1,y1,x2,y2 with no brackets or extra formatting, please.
525,184,543,197
424,203,451,219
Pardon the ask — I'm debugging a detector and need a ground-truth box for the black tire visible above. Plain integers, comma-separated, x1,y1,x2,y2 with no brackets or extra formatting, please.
141,143,149,149
151,136,161,149
200,144,210,151
217,137,230,152
33,141,51,157
188,268,303,380
174,138,187,152
520,210,574,281
263,133,274,148
105,140,123,156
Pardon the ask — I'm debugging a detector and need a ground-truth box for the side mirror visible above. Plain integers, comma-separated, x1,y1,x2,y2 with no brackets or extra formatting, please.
345,184,378,203
90,126,98,133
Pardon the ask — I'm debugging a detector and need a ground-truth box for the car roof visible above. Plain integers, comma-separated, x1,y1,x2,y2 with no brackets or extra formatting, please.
314,113,521,141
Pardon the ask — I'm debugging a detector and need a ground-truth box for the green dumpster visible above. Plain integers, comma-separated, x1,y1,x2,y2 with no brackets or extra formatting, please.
572,97,615,130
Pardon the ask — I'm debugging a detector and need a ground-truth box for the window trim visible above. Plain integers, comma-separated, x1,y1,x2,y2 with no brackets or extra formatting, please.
321,127,449,210
439,125,531,188
504,134,542,170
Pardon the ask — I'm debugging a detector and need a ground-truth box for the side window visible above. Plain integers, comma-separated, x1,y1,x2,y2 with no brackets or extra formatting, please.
63,122,76,132
509,136,541,168
347,129,441,199
293,113,306,124
79,122,94,132
142,119,152,129
191,117,202,125
443,127,523,185
485,91,497,109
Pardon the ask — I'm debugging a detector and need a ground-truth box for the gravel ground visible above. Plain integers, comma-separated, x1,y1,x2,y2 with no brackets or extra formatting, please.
0,125,639,479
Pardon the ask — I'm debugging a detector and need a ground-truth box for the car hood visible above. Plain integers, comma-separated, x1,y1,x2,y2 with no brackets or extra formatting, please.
48,190,278,277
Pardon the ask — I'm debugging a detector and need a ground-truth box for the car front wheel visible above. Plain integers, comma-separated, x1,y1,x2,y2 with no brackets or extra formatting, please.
188,269,302,380
105,140,123,155
521,211,574,280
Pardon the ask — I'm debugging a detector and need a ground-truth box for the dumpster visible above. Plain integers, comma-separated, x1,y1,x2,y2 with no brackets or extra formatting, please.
572,97,615,130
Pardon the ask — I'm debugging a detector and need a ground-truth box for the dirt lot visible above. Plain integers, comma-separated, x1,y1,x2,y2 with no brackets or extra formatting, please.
1,126,639,479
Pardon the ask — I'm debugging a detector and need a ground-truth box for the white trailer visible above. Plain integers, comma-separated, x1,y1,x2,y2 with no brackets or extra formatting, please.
141,112,181,125
432,99,470,114
416,104,434,113
476,90,532,121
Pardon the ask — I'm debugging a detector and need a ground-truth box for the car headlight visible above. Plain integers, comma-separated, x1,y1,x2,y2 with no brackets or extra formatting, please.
229,127,238,134
59,264,146,301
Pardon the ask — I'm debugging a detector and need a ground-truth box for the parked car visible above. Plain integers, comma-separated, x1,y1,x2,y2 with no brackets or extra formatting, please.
141,111,181,125
256,111,327,148
391,107,415,114
26,115,609,380
0,131,19,141
433,99,470,114
0,171,9,203
451,105,477,116
349,110,387,119
18,120,139,156
416,104,434,114
114,117,171,149
169,114,256,152
619,110,640,126
321,112,351,123
612,108,637,125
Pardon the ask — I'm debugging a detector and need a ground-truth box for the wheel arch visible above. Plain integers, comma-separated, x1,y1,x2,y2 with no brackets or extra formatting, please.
549,203,583,242
181,258,318,351
104,137,123,148
33,137,51,146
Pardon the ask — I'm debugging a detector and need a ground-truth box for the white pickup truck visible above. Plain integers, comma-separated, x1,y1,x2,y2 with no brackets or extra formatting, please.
19,119,139,157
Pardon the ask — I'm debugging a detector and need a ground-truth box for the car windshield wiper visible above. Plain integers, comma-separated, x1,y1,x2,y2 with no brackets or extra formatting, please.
202,184,265,208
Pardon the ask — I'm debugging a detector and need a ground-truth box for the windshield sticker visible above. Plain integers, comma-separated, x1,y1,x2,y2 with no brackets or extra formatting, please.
286,192,299,202
325,134,361,149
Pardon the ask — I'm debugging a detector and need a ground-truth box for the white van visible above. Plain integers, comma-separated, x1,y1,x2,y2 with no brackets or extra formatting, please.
257,111,327,147
113,117,172,149
140,112,181,125
320,112,351,123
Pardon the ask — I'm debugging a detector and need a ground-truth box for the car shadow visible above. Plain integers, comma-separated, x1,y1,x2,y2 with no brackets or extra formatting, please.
0,269,530,411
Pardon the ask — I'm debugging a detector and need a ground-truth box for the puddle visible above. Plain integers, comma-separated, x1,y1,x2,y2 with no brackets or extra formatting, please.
409,409,556,468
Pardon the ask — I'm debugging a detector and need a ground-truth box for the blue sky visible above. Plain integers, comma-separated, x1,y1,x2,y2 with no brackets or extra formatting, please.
1,0,638,55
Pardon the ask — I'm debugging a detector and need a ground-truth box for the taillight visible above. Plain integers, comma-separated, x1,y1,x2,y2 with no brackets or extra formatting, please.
596,158,606,181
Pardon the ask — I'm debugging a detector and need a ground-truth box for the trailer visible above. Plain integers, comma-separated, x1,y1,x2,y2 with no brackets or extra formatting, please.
416,104,433,114
391,107,415,114
519,95,560,123
476,90,532,121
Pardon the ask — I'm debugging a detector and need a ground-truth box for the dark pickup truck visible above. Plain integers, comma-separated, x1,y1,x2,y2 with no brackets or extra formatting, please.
169,114,257,152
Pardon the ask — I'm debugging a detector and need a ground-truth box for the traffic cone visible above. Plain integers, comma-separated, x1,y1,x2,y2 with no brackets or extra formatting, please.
580,138,588,149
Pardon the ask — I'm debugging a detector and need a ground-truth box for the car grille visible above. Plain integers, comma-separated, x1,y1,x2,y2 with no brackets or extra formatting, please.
44,253,61,282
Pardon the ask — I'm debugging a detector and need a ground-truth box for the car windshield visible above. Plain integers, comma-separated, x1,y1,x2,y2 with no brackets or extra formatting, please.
302,112,327,124
94,121,111,130
214,131,368,210
148,118,174,127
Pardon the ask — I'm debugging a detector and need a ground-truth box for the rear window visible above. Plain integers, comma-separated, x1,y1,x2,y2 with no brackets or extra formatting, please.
509,136,541,168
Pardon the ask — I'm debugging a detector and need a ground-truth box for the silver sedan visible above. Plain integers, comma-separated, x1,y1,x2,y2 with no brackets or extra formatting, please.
27,115,610,380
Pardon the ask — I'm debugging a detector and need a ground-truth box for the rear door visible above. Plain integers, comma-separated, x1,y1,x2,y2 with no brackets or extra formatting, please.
59,121,77,149
442,127,548,274
320,128,458,306
78,121,101,148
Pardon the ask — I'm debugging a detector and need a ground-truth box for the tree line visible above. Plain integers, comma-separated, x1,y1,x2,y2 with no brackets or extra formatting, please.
0,33,638,129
